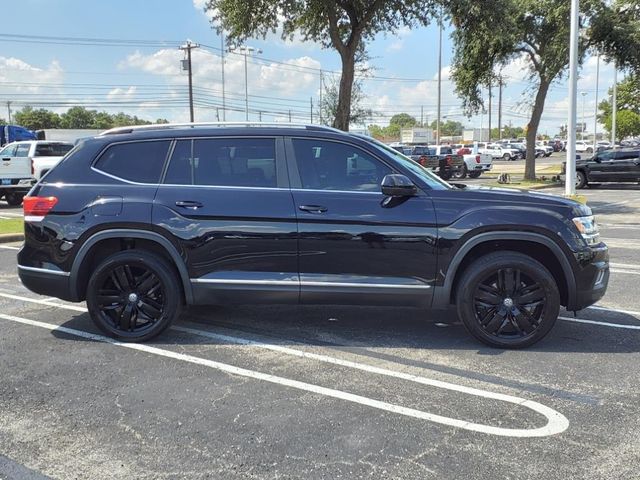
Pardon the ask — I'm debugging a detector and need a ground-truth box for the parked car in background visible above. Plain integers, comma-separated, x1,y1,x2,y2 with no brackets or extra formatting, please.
562,147,640,188
452,144,493,179
536,141,554,157
407,145,464,180
0,142,34,205
575,141,595,154
477,142,521,161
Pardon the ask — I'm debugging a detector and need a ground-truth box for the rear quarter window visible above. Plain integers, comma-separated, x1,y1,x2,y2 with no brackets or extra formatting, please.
35,143,74,157
94,140,171,183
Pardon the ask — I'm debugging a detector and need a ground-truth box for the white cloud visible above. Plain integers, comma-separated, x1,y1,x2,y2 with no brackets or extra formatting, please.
107,86,137,100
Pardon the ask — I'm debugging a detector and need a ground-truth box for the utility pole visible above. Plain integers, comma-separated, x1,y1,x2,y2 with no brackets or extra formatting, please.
611,62,618,147
288,110,292,122
421,105,424,127
436,6,443,145
180,41,199,123
310,97,314,124
220,34,226,121
6,101,11,123
215,107,220,121
258,111,262,122
565,0,579,196
488,82,492,141
593,55,600,150
498,76,504,140
581,92,588,141
319,70,323,124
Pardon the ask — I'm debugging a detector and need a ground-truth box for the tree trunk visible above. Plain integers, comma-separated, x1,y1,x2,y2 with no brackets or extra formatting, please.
524,78,551,180
333,48,356,131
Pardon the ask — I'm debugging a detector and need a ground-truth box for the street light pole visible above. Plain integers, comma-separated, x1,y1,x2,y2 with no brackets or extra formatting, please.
231,46,262,121
565,0,579,196
593,55,600,151
611,62,618,147
436,7,443,145
221,34,226,121
581,91,587,141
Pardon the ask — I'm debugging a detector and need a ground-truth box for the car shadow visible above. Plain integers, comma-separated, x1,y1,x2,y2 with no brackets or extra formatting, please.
52,303,640,356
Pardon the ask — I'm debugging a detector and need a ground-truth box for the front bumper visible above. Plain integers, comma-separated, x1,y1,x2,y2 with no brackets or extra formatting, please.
568,245,609,311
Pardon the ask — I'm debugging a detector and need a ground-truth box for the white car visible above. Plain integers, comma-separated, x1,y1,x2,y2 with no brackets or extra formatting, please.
535,142,554,157
9,140,74,181
575,141,595,154
452,144,493,179
477,142,521,161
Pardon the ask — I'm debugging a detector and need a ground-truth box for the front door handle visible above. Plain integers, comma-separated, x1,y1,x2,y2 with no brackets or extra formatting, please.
2,158,10,161
175,200,203,209
299,204,328,214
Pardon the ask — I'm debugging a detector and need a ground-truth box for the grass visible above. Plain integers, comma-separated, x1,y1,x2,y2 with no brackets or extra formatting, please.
0,218,24,235
483,178,562,190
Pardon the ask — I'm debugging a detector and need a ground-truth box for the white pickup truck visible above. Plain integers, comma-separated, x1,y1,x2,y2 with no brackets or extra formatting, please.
0,140,73,205
452,144,493,179
477,142,522,161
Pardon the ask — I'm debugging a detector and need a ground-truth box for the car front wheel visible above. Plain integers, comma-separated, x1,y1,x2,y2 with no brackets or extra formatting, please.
455,252,560,348
452,165,468,179
5,193,24,206
86,250,182,342
502,153,511,161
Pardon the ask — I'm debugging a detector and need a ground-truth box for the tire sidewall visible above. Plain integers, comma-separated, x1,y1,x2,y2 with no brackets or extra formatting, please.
456,253,560,348
576,170,587,189
86,250,181,342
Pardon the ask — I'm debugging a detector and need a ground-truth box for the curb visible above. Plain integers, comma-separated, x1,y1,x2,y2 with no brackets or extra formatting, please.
0,233,24,244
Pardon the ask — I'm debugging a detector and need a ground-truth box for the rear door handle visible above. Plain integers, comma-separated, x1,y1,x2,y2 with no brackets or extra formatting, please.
299,205,328,214
175,200,203,209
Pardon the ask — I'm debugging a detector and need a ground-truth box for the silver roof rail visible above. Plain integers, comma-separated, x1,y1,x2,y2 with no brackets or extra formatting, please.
99,122,342,136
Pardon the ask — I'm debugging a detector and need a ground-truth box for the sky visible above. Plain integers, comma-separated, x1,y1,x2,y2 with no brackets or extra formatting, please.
0,0,620,136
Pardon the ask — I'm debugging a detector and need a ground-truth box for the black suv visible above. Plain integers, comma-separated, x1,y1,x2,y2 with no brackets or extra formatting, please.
18,124,609,348
566,148,640,188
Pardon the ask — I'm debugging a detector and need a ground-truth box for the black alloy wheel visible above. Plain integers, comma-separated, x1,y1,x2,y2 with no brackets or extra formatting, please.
86,250,181,342
456,252,560,348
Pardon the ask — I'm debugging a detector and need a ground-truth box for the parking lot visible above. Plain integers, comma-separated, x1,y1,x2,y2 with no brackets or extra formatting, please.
1,181,640,479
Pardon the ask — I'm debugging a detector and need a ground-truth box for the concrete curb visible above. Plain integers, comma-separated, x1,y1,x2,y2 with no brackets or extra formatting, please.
0,233,24,244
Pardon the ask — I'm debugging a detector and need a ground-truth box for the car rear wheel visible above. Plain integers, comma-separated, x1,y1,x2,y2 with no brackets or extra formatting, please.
456,252,560,348
452,165,468,179
575,170,587,189
468,170,482,179
502,153,511,160
439,170,452,180
5,193,24,206
86,250,182,342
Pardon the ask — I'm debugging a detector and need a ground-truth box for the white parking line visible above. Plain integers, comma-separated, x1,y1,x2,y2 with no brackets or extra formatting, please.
0,245,20,250
588,304,640,317
559,316,640,330
0,296,569,438
611,269,640,276
609,262,640,270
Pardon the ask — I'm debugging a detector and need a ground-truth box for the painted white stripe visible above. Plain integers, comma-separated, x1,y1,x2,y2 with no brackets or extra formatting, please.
588,304,640,317
0,245,19,250
609,262,640,270
559,316,640,330
0,311,568,438
0,212,24,218
611,269,640,276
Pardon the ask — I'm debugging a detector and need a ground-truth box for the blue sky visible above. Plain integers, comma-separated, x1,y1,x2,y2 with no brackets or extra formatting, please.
0,0,618,136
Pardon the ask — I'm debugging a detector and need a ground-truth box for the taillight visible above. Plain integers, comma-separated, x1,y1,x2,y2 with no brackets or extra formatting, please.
23,196,58,222
30,158,34,175
475,155,481,163
446,155,452,165
419,155,428,166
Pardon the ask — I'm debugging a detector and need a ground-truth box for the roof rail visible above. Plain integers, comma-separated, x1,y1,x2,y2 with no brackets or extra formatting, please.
99,122,342,136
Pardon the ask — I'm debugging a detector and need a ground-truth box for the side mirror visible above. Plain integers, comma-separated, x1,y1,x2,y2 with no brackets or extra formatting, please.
381,174,418,197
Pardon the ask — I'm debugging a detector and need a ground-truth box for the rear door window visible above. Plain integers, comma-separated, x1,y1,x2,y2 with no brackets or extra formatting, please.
164,137,277,187
15,144,31,157
35,143,74,157
94,140,170,183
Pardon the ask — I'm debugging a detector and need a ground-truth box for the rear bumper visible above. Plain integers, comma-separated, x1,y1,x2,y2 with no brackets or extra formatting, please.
18,265,76,302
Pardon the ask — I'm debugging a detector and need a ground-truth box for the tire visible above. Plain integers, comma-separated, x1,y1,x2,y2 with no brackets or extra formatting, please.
452,165,468,179
575,170,587,189
5,193,24,206
587,147,593,154
502,153,511,161
455,252,560,348
86,250,182,342
439,170,452,180
468,171,482,179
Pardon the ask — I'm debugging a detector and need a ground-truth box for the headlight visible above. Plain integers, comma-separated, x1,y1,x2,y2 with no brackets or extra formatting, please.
572,215,600,246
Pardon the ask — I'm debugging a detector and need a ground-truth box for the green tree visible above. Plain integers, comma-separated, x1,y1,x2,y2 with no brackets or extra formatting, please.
155,118,170,124
204,0,441,131
429,119,464,137
319,77,372,127
389,113,417,128
448,0,640,180
603,110,640,139
598,75,640,140
60,106,97,129
13,106,61,130
92,111,114,129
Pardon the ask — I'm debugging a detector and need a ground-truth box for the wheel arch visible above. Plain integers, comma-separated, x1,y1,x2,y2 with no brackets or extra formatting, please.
70,229,193,304
433,232,576,309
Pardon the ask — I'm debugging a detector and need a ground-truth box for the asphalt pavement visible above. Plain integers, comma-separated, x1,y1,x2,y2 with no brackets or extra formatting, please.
1,179,639,479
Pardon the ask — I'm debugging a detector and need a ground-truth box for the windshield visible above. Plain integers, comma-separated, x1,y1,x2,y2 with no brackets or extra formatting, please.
357,136,452,190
